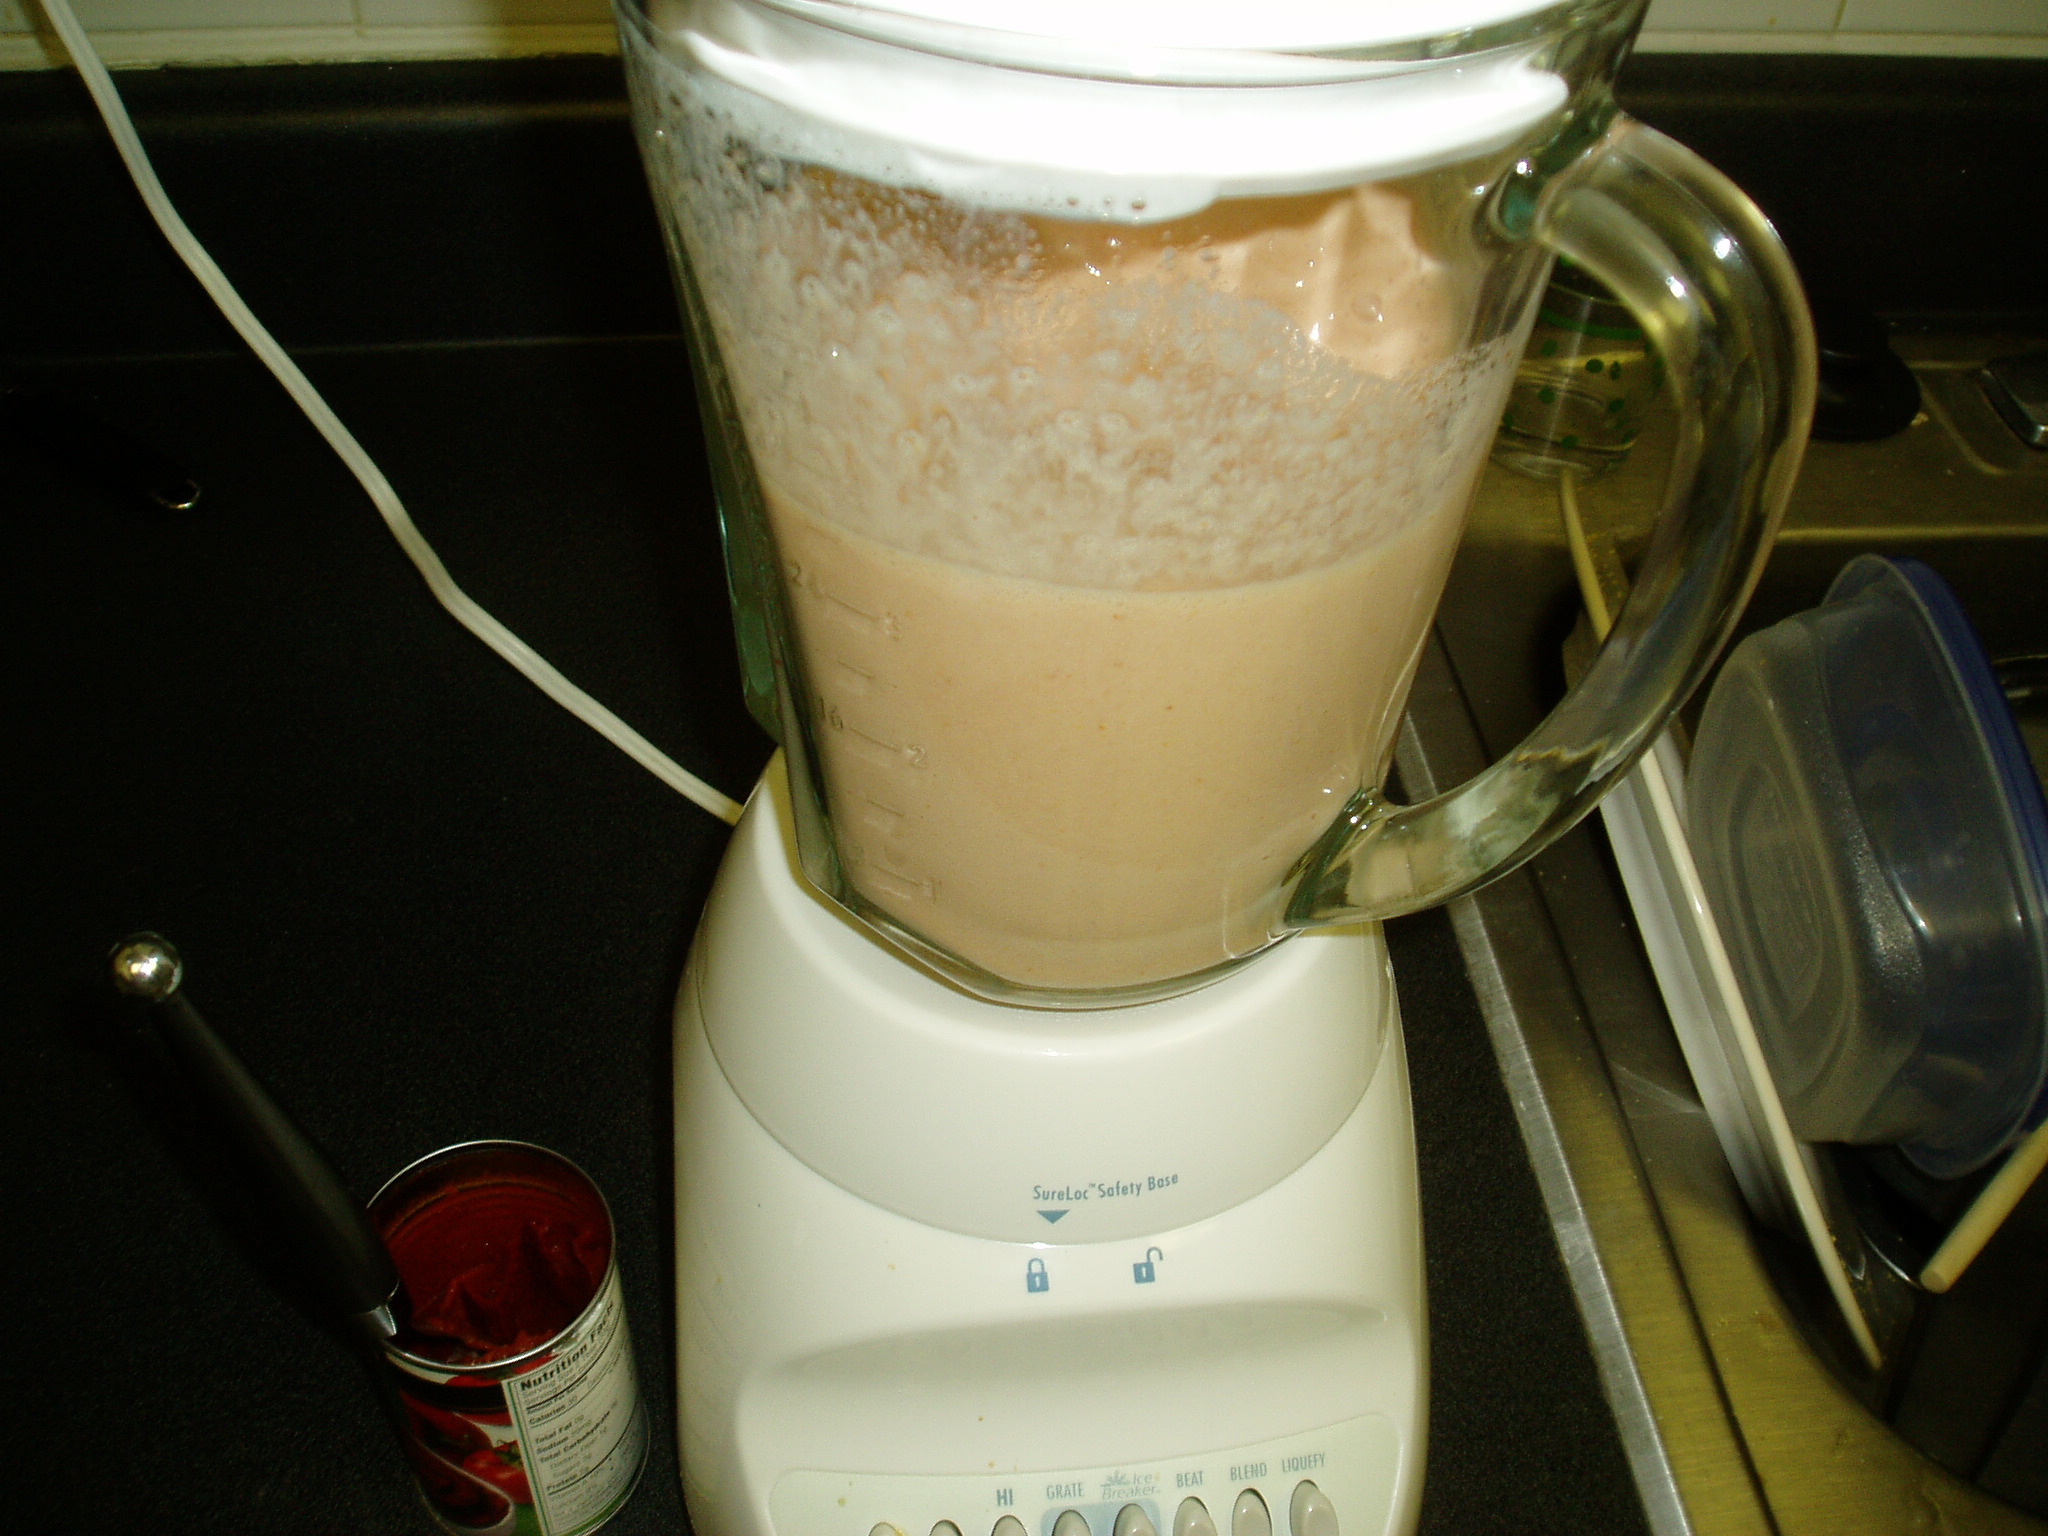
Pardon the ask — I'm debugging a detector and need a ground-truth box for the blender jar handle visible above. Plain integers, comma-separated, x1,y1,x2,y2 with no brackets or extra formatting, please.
1289,114,1817,927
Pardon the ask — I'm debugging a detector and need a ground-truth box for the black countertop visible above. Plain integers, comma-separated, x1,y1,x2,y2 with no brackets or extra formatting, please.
4,339,1637,1536
9,46,2039,1536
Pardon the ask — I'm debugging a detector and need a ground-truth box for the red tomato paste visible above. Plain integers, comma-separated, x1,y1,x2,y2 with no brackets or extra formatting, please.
378,1168,611,1364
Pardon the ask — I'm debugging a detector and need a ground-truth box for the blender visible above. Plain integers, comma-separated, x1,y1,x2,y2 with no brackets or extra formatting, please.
613,1,1814,1532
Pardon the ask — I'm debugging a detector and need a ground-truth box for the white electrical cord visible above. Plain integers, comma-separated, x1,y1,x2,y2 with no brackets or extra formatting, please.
38,0,745,828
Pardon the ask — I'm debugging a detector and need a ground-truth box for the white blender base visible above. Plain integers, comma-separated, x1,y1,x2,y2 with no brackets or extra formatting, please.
674,767,1426,1536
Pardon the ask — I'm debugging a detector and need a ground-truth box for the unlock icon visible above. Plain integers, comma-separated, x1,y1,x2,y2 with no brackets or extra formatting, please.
1026,1258,1050,1294
1133,1247,1163,1284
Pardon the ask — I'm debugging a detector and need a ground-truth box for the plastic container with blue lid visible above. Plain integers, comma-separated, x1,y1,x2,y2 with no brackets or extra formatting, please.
1688,554,2048,1178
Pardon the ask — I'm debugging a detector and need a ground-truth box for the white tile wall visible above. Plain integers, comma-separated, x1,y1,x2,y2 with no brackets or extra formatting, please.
0,0,617,64
1639,0,1844,32
60,0,351,24
1840,0,2048,32
352,0,613,23
3,0,2045,66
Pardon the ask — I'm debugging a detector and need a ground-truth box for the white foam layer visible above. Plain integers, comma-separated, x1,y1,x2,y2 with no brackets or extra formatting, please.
635,0,1567,221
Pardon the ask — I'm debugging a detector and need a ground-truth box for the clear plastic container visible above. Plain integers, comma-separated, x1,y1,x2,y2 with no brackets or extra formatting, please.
1688,555,2048,1177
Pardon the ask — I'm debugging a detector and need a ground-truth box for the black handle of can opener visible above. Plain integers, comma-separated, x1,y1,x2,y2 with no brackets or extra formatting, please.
109,934,402,1346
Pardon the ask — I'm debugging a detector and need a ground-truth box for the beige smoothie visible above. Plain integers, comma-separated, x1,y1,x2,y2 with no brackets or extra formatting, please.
772,488,1468,988
676,161,1514,989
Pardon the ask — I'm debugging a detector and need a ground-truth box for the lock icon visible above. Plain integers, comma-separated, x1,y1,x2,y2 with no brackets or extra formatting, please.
1026,1258,1050,1294
1133,1247,1163,1284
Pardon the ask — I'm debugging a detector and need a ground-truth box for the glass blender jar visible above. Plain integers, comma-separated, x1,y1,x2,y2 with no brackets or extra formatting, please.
619,0,1811,1007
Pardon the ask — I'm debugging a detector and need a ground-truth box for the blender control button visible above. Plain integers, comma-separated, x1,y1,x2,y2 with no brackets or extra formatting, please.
1289,1483,1338,1536
933,1524,963,1536
1232,1490,1272,1536
1114,1506,1158,1536
1174,1498,1218,1536
1055,1511,1092,1536
993,1520,1028,1536
870,1526,899,1536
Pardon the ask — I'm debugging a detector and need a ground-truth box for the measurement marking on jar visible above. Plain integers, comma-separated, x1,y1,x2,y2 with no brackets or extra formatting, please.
790,561,901,637
833,658,876,694
859,795,906,828
862,855,936,902
825,706,927,767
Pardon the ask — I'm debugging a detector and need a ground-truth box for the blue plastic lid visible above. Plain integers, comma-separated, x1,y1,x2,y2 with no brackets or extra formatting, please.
1829,555,2048,1155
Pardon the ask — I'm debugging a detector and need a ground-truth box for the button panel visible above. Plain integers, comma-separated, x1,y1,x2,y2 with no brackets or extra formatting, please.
771,1415,1394,1536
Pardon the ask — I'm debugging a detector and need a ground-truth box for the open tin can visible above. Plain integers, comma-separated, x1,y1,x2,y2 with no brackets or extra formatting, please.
369,1141,648,1536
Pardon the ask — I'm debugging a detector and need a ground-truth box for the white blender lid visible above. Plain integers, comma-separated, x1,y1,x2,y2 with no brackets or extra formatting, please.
644,0,1570,221
818,0,1564,53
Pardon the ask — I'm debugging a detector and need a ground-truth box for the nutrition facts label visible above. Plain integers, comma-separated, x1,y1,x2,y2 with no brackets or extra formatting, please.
506,1267,648,1536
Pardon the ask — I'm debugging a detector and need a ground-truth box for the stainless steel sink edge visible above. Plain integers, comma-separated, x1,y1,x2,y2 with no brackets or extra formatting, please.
1398,640,1774,1536
1400,621,2048,1535
1439,891,1715,1536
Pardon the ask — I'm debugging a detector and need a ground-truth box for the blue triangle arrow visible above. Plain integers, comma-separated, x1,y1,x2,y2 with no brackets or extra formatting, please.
1038,1209,1068,1224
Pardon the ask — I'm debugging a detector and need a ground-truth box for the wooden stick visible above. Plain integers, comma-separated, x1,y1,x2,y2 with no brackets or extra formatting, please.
1921,1116,2048,1293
